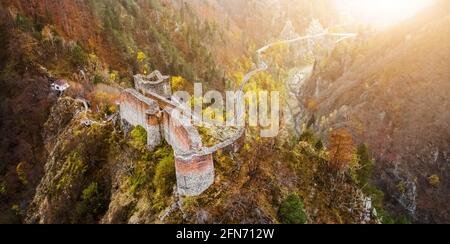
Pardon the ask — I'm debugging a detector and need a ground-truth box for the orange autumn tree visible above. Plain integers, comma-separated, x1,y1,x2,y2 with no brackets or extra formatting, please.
328,128,356,172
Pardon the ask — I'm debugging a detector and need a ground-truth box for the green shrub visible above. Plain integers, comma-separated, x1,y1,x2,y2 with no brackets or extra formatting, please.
299,130,323,150
355,144,374,187
395,215,412,224
93,74,105,85
0,181,7,196
129,167,147,194
365,186,385,211
16,162,28,185
279,193,307,224
130,126,147,148
314,139,324,151
148,0,162,10
56,150,87,192
77,182,109,217
120,77,133,88
299,130,316,144
102,104,117,116
11,204,21,217
153,153,176,198
127,145,173,196
378,209,412,224
396,181,406,194
15,14,34,32
82,182,99,202
428,175,440,188
352,144,399,224
70,44,88,67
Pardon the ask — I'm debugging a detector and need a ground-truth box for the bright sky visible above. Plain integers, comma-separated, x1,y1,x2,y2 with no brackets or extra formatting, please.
335,0,435,28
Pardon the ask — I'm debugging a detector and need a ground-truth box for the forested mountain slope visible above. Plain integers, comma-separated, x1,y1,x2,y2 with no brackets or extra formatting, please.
0,0,448,224
297,2,450,223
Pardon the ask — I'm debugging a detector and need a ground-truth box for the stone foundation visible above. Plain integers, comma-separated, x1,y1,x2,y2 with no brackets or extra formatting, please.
175,154,215,196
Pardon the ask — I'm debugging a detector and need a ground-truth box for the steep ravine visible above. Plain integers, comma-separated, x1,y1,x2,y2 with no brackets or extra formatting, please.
293,9,450,223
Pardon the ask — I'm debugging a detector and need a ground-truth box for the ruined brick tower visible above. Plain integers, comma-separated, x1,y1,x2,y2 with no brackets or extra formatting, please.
134,71,172,99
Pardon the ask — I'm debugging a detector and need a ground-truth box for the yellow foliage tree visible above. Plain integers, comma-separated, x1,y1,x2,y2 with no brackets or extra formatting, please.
137,51,146,63
306,98,319,112
428,175,440,188
16,162,28,185
110,70,119,82
171,76,185,91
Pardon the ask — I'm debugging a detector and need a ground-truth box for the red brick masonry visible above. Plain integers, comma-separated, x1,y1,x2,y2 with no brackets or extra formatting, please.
175,154,214,176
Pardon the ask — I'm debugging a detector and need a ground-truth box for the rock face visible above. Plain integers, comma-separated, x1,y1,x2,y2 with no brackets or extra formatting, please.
295,4,450,223
26,98,97,223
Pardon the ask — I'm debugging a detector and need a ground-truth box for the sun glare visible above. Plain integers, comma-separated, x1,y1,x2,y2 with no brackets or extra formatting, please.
335,0,435,28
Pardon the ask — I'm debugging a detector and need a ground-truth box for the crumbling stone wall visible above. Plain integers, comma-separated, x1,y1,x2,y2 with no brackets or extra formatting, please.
134,71,172,99
119,89,162,150
119,87,215,196
161,111,202,153
119,71,244,196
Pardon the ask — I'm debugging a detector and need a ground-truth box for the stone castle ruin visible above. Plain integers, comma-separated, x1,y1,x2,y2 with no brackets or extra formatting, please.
118,32,357,196
119,71,243,196
134,71,172,99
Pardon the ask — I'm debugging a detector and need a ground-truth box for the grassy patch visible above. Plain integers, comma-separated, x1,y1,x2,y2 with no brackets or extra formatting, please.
56,149,87,192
